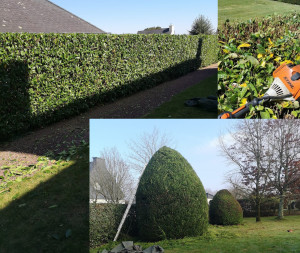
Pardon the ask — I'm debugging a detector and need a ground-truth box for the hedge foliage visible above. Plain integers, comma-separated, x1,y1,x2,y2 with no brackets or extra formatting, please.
218,13,300,118
238,197,279,217
89,203,137,248
0,33,217,140
136,146,208,241
209,189,243,225
272,0,300,5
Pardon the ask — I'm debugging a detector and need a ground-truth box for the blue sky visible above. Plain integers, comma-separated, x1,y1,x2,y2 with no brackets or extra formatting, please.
90,119,238,192
50,0,218,34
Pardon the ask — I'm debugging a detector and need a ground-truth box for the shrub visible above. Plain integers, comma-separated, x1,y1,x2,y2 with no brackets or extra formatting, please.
136,146,208,241
295,200,300,209
238,197,279,217
209,189,243,225
0,33,217,140
218,13,300,118
89,203,137,248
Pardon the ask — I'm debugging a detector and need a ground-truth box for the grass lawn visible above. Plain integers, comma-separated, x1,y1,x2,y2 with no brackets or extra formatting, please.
94,215,300,253
143,75,217,119
219,0,300,25
0,146,89,253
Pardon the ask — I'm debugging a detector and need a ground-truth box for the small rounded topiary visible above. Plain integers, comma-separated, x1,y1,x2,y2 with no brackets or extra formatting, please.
209,189,243,225
136,146,208,241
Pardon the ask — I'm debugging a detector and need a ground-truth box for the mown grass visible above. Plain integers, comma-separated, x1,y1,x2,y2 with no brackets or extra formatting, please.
0,146,89,253
143,75,217,119
93,215,300,253
219,0,300,25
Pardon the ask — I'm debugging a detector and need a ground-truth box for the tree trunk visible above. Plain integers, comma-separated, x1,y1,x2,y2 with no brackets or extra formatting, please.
255,198,261,222
278,193,285,219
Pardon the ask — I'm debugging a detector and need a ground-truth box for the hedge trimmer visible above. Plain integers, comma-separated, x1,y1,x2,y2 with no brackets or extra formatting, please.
218,63,300,119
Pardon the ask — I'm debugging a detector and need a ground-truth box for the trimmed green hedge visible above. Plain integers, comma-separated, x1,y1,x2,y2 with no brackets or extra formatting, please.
136,146,208,241
89,203,137,248
209,189,243,225
238,198,279,217
0,33,217,140
272,0,300,5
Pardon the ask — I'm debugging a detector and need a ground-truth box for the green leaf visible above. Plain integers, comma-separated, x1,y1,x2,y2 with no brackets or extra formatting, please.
48,205,58,209
291,111,298,117
245,56,259,66
260,111,270,119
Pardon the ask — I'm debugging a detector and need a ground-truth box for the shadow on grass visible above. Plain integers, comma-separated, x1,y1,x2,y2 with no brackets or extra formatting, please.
0,147,89,253
144,74,217,118
0,37,210,144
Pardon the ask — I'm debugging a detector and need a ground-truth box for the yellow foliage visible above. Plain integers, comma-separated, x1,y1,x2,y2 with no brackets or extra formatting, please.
274,57,281,62
268,38,274,46
237,43,251,49
240,98,248,106
280,60,294,65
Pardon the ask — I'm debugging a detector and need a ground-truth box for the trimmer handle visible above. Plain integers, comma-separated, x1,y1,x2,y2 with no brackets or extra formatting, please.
218,98,261,119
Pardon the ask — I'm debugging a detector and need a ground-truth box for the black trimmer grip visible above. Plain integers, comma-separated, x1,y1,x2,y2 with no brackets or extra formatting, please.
219,98,261,119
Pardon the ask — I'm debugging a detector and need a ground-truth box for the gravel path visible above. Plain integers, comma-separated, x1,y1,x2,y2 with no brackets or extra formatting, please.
0,63,217,167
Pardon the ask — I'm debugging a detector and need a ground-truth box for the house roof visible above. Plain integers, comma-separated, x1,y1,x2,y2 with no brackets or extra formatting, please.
0,0,105,33
206,193,214,199
138,28,170,34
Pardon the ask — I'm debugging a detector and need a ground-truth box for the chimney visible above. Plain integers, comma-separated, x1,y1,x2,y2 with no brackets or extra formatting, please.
169,24,175,35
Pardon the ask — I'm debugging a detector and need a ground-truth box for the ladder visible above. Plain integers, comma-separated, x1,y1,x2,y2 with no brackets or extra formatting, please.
113,166,145,242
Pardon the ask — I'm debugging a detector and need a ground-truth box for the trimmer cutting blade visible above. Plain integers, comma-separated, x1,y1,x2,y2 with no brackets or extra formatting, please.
219,63,300,119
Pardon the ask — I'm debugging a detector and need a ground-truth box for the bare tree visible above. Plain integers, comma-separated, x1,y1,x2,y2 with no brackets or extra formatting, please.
127,127,176,174
90,147,133,204
226,173,252,200
219,120,271,222
265,120,300,219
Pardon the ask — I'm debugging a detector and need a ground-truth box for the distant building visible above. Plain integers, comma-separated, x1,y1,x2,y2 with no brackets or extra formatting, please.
206,192,214,204
90,157,125,204
138,24,175,35
0,0,106,33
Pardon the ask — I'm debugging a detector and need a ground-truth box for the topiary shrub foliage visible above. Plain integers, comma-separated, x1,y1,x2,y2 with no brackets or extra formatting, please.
209,189,243,225
136,146,208,241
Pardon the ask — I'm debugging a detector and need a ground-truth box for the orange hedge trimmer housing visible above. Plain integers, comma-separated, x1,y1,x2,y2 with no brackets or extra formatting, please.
219,63,300,119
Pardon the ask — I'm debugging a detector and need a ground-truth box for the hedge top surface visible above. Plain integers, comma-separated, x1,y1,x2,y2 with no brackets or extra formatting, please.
209,189,243,225
136,146,208,241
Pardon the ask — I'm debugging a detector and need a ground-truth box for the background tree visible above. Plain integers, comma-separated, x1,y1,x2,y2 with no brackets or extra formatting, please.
189,15,214,35
226,173,252,200
90,147,133,203
265,120,300,219
219,120,271,222
127,127,176,174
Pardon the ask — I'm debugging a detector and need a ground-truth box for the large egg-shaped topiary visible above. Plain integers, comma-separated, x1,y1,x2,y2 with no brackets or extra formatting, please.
136,146,208,241
209,189,243,225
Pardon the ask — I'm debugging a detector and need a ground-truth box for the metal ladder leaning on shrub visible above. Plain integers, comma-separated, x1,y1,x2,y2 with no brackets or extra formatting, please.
113,165,146,242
